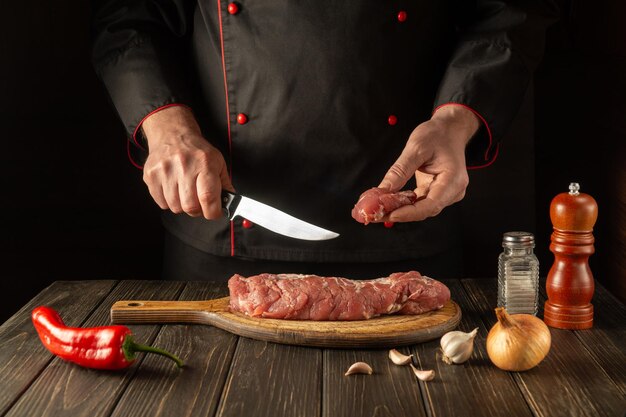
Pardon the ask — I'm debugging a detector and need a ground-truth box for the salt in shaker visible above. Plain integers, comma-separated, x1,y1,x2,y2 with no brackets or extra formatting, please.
497,231,540,315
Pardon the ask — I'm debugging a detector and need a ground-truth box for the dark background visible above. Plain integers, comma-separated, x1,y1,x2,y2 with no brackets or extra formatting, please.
1,1,624,322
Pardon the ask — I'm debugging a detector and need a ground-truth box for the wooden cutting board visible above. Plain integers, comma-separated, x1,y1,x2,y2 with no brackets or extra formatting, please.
110,297,461,348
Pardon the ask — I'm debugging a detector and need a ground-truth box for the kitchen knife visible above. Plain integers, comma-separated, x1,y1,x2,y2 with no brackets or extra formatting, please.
221,191,339,241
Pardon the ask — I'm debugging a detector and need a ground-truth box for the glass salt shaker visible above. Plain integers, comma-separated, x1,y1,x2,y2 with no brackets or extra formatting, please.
497,231,540,315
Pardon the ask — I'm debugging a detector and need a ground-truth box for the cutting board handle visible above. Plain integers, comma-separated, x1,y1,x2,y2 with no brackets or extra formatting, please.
110,298,229,325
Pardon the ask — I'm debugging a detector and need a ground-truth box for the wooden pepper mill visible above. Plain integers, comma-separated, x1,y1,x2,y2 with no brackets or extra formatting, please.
544,182,598,329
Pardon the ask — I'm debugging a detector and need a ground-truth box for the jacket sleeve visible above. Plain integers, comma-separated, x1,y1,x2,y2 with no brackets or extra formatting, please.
434,0,559,168
91,0,195,161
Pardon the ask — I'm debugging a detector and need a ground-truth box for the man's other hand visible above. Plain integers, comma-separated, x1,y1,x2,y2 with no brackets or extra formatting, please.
378,104,480,222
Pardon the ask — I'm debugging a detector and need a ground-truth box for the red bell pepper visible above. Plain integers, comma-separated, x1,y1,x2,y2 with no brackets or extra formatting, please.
32,306,183,370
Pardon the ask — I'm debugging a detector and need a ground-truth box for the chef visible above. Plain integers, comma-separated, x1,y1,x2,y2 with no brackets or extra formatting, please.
92,0,556,280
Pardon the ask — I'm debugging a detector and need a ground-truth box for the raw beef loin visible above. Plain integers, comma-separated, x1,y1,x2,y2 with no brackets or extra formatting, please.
228,271,450,320
352,187,417,224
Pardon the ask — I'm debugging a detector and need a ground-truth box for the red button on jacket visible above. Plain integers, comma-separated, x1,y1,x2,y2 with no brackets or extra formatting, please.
227,3,239,15
237,113,248,124
388,115,398,126
242,219,253,229
397,11,407,22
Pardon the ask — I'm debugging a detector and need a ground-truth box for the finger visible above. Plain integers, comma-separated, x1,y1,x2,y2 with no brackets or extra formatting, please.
163,181,183,214
143,168,169,209
414,171,434,199
179,175,203,217
145,181,168,210
197,173,223,219
388,171,462,222
387,198,441,222
378,146,427,192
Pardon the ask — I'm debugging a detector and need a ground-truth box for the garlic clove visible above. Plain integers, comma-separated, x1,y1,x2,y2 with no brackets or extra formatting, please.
440,327,478,365
344,361,373,376
410,364,435,381
388,349,413,365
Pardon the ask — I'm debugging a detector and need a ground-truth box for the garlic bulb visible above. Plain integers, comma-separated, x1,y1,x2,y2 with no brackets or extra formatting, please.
344,362,373,376
486,307,551,372
388,349,413,365
409,364,435,381
440,327,478,364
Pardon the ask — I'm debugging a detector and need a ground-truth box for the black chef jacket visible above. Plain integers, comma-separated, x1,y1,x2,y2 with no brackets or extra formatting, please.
92,0,556,263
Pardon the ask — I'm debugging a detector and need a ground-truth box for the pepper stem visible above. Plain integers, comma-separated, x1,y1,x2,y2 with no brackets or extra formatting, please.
123,336,184,368
495,307,516,329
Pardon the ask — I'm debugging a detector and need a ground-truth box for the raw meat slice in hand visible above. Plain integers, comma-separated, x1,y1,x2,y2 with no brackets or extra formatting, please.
228,271,450,320
351,187,417,224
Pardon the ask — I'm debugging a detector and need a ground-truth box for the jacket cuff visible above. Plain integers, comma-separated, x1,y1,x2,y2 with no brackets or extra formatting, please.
131,103,191,150
127,140,145,170
126,102,192,169
433,102,499,169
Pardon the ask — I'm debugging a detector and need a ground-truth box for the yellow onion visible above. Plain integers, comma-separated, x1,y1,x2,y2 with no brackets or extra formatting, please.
486,307,551,371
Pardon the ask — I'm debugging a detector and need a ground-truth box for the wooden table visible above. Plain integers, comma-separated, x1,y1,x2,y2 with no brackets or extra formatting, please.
0,279,624,417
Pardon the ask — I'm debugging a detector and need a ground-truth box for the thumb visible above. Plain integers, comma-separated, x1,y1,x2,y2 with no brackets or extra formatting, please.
378,149,424,192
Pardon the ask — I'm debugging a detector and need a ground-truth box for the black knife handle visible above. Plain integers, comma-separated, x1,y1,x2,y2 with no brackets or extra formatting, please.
221,191,241,219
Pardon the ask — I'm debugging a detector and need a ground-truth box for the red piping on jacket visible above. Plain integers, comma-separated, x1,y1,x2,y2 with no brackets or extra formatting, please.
127,140,144,170
467,143,499,170
127,103,190,169
433,102,498,170
217,0,235,256
131,103,190,151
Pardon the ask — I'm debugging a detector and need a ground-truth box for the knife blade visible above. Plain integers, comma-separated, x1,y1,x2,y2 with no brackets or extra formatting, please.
221,191,339,241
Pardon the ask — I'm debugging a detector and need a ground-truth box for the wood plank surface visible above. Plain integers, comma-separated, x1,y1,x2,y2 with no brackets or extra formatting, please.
462,279,626,417
410,279,533,417
0,280,117,416
1,279,624,417
4,280,184,417
216,338,321,417
323,348,426,417
542,280,626,395
109,282,239,417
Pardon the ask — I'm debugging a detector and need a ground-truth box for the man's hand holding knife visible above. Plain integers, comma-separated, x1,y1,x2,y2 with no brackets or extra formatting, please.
142,105,234,220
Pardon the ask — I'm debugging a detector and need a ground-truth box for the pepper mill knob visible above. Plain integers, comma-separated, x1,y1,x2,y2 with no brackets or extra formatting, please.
544,182,598,329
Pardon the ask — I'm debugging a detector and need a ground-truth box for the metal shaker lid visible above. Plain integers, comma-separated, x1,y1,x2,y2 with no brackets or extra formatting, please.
502,231,535,247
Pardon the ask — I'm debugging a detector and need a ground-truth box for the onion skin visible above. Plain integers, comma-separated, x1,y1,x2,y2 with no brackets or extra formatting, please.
486,307,551,372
